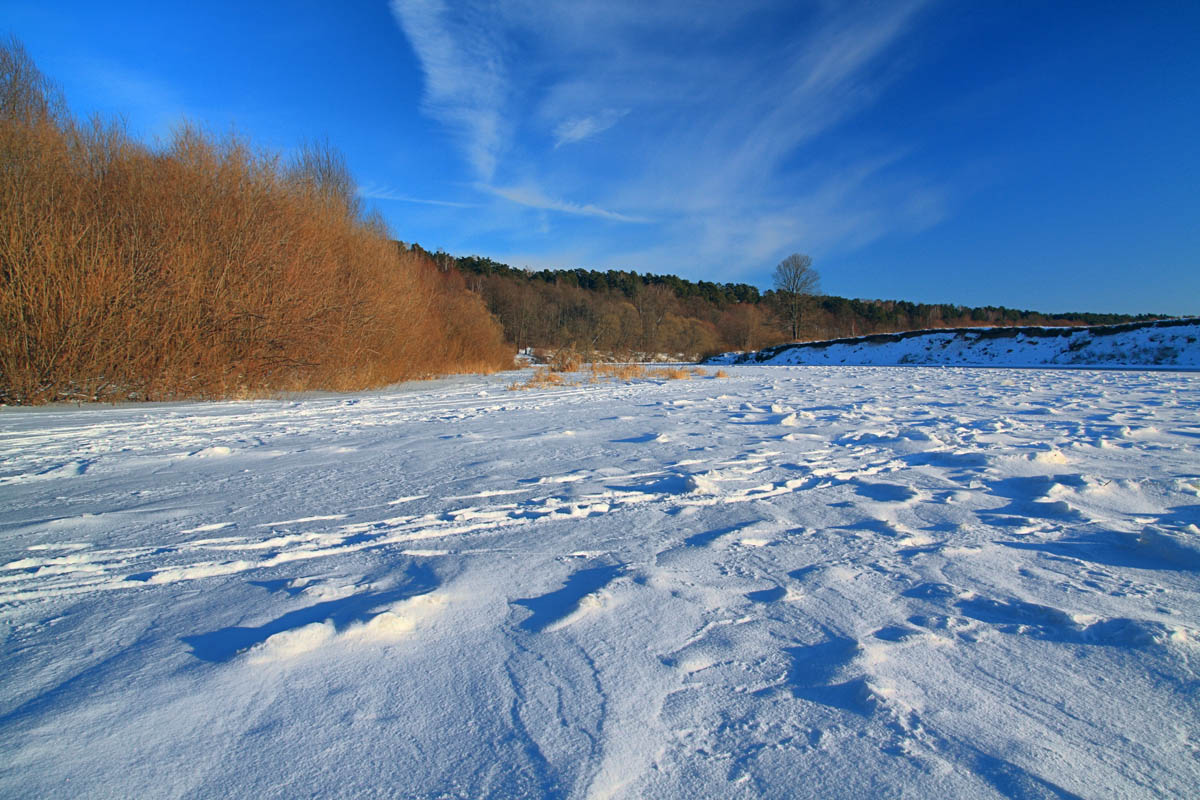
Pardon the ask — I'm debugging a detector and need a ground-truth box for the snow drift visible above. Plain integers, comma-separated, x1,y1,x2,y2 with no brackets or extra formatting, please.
2,366,1199,798
713,318,1200,368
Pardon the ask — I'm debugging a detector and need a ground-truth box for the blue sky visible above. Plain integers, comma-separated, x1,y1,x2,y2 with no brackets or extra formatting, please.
6,1,1198,314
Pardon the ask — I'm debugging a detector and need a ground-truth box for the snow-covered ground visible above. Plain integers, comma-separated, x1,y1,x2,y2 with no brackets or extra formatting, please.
713,318,1200,369
2,366,1199,798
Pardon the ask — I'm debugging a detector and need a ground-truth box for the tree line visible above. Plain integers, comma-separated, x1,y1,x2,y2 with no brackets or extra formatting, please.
405,244,1161,360
1,33,1163,405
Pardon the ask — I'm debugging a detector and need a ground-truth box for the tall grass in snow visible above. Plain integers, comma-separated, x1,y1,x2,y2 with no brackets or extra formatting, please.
0,38,511,404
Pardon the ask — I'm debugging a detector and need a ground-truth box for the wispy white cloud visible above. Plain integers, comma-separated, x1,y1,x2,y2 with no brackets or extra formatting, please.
479,183,650,224
390,0,944,281
75,58,191,141
543,158,950,282
389,0,509,181
553,108,629,147
357,182,479,208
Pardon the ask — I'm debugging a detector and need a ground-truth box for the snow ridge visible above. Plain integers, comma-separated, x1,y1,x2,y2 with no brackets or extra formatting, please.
713,317,1200,368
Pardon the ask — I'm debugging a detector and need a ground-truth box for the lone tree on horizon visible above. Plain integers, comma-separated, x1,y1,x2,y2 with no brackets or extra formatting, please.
773,253,820,340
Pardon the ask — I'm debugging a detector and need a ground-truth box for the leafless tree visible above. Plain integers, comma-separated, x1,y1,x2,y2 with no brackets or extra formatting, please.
773,253,820,340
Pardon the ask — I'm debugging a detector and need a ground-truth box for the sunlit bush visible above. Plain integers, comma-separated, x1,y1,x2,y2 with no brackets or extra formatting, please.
0,38,511,404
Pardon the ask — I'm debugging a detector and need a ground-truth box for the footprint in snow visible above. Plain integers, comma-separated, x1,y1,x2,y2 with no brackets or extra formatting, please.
780,634,880,716
745,586,787,603
854,482,920,503
513,562,625,633
902,584,1186,649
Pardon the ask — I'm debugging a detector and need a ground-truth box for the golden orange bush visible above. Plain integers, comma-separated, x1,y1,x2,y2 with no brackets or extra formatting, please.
0,39,511,403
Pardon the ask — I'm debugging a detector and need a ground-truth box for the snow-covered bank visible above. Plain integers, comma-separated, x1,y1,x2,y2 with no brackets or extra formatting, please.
2,367,1199,798
713,318,1200,368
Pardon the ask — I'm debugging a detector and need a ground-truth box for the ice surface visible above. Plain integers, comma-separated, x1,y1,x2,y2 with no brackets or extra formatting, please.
2,366,1199,798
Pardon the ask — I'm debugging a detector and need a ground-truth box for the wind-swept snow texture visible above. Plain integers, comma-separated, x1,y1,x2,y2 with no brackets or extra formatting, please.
2,367,1199,798
715,318,1200,368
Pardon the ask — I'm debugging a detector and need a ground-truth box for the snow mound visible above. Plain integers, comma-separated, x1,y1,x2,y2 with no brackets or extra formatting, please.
1133,527,1200,569
714,318,1200,368
245,620,336,663
245,592,445,663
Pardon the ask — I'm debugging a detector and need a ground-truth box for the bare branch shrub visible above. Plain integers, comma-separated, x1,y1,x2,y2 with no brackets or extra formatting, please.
0,39,512,404
549,347,583,372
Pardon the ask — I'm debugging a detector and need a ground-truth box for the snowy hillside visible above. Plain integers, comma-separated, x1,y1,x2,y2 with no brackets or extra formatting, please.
714,318,1200,368
2,366,1199,798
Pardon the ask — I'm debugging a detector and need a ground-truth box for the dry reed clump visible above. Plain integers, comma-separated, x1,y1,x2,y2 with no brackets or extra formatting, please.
548,347,584,372
588,363,649,381
649,367,693,380
714,369,730,378
508,367,577,391
589,362,725,384
510,360,724,392
0,38,512,404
